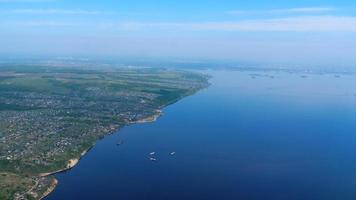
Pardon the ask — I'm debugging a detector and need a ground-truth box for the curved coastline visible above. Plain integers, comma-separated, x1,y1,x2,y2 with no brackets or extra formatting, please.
39,110,163,178
38,109,164,199
39,179,58,200
39,83,210,199
39,149,89,177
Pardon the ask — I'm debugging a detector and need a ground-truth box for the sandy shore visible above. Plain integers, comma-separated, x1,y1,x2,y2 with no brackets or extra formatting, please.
39,178,58,200
39,149,88,177
133,110,162,124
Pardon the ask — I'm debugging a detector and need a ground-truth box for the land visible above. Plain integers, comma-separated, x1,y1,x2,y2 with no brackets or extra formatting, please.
0,65,209,200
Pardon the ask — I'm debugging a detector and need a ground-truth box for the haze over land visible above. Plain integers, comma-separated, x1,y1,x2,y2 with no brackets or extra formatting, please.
1,0,356,67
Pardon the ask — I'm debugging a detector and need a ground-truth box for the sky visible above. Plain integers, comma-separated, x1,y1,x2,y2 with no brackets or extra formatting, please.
1,0,356,67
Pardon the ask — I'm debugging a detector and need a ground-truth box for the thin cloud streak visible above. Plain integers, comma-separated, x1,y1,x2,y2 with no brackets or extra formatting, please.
228,7,336,15
269,7,336,13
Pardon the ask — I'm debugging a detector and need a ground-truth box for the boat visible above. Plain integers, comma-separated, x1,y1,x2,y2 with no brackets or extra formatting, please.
170,152,176,156
116,140,124,145
149,157,157,161
149,152,155,156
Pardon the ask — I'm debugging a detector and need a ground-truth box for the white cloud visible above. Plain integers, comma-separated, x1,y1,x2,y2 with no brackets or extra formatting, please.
228,7,336,15
268,7,336,14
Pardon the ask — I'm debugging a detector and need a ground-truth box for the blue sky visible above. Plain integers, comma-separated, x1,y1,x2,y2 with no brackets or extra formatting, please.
1,0,356,67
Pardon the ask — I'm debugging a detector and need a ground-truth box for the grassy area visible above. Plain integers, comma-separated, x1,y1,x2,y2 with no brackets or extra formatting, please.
0,173,35,200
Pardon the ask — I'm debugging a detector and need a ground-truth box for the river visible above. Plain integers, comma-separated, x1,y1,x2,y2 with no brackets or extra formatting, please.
47,69,356,200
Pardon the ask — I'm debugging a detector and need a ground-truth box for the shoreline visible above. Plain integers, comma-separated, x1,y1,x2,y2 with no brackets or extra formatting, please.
39,149,89,177
132,110,162,124
39,179,58,200
39,109,163,178
37,109,164,199
37,86,209,199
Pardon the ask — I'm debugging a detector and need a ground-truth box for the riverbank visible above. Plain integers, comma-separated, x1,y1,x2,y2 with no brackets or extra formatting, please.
39,149,89,177
38,110,165,199
39,109,163,179
39,179,58,200
0,67,210,200
134,110,163,124
38,81,210,199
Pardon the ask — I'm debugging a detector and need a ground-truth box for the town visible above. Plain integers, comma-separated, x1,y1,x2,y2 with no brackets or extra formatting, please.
0,65,209,199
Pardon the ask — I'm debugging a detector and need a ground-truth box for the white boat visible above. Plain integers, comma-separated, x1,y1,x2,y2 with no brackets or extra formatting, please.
170,152,176,156
149,152,156,156
149,157,157,161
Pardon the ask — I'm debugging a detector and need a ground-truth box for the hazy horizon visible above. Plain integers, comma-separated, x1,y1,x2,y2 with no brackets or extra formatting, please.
1,0,356,67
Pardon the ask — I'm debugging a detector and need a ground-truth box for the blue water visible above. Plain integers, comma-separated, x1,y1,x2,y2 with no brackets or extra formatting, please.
47,70,356,200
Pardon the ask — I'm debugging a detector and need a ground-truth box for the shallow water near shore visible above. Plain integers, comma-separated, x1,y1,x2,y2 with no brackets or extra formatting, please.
47,70,356,200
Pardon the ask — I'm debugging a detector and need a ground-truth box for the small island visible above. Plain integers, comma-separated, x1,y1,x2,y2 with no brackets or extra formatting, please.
0,65,209,200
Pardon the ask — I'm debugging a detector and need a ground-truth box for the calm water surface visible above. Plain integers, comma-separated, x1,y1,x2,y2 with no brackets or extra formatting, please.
47,70,356,200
